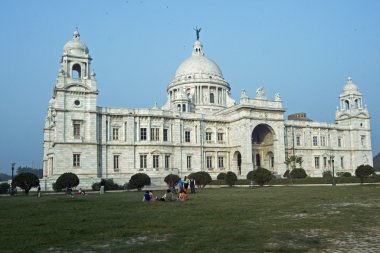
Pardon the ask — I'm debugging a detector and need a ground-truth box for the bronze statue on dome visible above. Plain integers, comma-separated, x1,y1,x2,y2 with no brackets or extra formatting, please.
194,26,201,40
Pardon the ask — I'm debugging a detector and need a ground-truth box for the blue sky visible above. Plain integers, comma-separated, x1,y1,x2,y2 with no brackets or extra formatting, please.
0,0,379,174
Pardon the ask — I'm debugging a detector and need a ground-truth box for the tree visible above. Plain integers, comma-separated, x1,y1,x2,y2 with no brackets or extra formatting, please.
129,173,151,190
250,167,272,186
217,172,227,180
188,172,212,188
164,174,180,188
0,182,10,194
290,168,307,179
11,172,40,194
55,172,80,191
17,166,43,178
355,164,374,184
225,171,238,187
284,155,303,170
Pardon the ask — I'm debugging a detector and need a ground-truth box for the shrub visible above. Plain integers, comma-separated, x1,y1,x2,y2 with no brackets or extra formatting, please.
225,171,238,187
290,168,307,179
11,172,40,194
355,164,374,184
92,179,123,191
55,172,80,191
247,171,254,180
343,172,352,177
251,167,272,186
0,182,10,194
217,172,227,180
322,170,332,178
189,171,212,188
283,170,290,178
128,173,151,190
164,174,180,188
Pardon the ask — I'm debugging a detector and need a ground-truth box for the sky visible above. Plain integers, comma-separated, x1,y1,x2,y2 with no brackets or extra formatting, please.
0,0,379,174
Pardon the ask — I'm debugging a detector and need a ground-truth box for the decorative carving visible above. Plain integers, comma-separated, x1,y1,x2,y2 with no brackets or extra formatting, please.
274,92,281,101
256,87,266,100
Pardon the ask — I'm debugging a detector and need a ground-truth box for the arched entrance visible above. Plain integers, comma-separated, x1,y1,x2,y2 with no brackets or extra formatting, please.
233,151,242,175
252,124,275,170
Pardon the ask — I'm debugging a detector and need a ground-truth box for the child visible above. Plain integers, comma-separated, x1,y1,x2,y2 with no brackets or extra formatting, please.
142,191,151,201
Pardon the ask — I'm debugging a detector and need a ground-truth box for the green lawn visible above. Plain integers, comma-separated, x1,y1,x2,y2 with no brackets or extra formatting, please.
1,186,380,253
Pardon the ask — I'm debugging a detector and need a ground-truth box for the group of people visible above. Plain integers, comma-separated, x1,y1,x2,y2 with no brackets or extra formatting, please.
142,175,196,202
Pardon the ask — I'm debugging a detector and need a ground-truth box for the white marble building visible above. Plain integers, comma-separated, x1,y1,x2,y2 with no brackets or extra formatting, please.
43,31,372,189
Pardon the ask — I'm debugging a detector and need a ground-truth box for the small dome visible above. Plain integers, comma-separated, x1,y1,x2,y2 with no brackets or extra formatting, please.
343,76,359,92
63,30,89,55
174,40,223,79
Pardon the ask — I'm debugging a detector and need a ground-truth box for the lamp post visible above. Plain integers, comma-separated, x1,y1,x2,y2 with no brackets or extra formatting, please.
323,153,335,186
331,156,336,186
10,162,15,195
11,162,15,180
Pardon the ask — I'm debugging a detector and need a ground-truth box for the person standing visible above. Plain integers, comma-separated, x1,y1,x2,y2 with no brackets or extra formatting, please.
37,185,41,198
178,178,183,191
190,178,196,194
183,176,190,190
100,179,105,194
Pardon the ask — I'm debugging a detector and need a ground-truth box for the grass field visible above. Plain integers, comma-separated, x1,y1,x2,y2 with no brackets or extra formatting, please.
1,185,380,253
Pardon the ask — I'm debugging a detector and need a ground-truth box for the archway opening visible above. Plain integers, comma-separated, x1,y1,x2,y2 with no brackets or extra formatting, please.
252,124,275,171
72,64,81,79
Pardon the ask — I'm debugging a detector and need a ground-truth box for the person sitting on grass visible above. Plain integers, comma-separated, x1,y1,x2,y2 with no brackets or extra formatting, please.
159,189,174,202
142,190,151,202
149,190,158,201
177,188,188,201
77,188,86,196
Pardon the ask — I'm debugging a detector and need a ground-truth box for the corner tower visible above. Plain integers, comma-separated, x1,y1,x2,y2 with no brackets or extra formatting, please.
43,30,98,181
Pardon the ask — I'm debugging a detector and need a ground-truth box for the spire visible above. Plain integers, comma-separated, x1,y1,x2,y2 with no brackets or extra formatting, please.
73,27,80,41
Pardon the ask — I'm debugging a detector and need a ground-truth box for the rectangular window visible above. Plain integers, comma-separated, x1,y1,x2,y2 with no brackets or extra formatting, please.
185,131,191,143
163,129,168,142
218,156,224,168
320,136,326,146
73,154,80,167
206,156,213,169
206,132,212,143
341,157,344,169
187,156,192,169
313,136,318,146
217,133,224,143
296,136,301,146
361,135,366,146
151,128,159,141
140,128,147,141
323,157,327,168
140,155,147,168
113,155,119,171
112,128,119,140
338,137,342,148
314,157,320,168
73,121,81,139
165,155,170,169
153,155,159,168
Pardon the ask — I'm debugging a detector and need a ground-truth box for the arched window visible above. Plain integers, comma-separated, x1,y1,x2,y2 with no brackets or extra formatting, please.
177,104,181,112
182,104,186,112
72,64,81,79
354,99,359,109
210,93,215,103
345,100,350,110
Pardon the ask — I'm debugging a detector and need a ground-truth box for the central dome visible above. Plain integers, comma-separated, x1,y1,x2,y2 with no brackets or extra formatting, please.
173,40,223,79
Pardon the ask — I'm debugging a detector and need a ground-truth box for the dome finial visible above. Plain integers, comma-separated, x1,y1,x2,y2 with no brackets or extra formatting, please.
347,75,352,82
194,26,201,40
73,26,80,40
